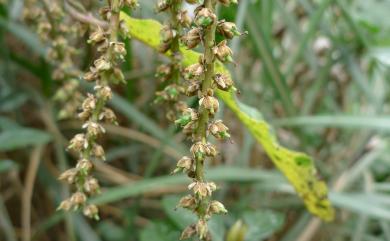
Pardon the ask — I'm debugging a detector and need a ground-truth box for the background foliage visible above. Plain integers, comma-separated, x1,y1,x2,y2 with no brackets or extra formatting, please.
1,0,390,241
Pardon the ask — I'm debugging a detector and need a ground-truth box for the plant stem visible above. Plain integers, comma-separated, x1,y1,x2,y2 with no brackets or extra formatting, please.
170,0,182,85
195,0,217,231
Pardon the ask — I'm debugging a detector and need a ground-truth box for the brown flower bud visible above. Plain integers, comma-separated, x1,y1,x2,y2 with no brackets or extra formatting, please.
196,219,209,240
205,143,218,157
190,142,207,161
57,199,73,211
92,144,105,160
213,40,233,63
83,68,98,82
58,168,78,184
182,27,202,49
161,25,176,44
208,200,228,215
76,159,93,173
188,181,212,198
95,85,112,101
110,41,127,59
180,224,197,240
172,156,194,174
68,133,88,151
82,94,96,112
209,120,230,140
155,64,172,82
94,57,111,72
177,195,197,209
82,121,105,136
99,108,117,124
156,0,170,12
112,67,125,84
186,81,201,96
177,10,192,28
83,204,99,220
183,121,196,136
217,21,243,39
84,177,100,195
199,95,219,114
195,8,216,28
70,192,87,206
88,27,106,44
78,111,91,122
183,63,204,80
213,73,234,91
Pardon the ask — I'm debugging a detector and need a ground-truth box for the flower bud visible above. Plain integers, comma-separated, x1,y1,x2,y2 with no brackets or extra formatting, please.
57,199,73,211
205,143,218,157
161,25,176,44
68,133,88,151
188,181,213,198
82,121,105,137
177,10,192,28
190,142,207,161
94,57,111,72
70,192,87,206
99,108,117,124
186,81,201,96
196,219,209,240
76,158,93,173
209,120,230,140
88,27,106,44
155,64,172,82
208,200,228,215
173,156,193,174
78,111,91,121
112,67,125,84
95,85,112,101
110,41,127,59
213,73,234,91
175,108,198,127
217,21,242,39
213,40,233,63
92,144,106,160
156,0,170,12
182,27,202,49
180,224,197,240
83,204,99,220
199,95,219,114
82,94,96,112
183,63,204,80
84,177,100,195
58,168,78,184
177,195,197,209
83,68,98,82
195,8,216,28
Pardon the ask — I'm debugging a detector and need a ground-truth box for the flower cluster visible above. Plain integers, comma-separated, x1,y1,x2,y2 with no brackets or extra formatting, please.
57,0,138,219
154,0,191,121
23,0,84,119
171,0,244,240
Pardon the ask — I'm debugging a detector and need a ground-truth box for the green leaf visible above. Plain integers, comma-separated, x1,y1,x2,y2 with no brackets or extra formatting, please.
119,13,335,221
242,210,285,241
140,222,180,241
0,128,51,151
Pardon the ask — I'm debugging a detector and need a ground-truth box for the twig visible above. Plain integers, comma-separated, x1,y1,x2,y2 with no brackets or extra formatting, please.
22,146,43,241
64,0,108,29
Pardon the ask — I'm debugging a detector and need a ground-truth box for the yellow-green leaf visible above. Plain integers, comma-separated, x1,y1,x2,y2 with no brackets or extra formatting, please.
120,12,335,221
